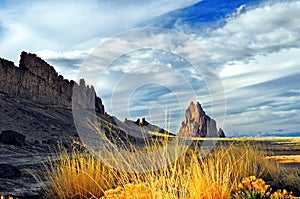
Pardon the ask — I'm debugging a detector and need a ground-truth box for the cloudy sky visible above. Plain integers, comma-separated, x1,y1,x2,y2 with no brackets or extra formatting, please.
1,0,300,137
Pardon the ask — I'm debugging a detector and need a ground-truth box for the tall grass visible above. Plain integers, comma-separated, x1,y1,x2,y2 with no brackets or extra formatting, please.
41,147,114,199
41,130,300,198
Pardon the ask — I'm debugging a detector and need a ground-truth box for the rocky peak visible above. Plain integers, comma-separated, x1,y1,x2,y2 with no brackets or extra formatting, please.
19,51,57,76
0,52,105,114
178,101,225,137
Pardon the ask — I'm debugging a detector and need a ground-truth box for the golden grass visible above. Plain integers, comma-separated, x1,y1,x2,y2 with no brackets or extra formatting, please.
41,147,115,199
102,183,176,199
0,197,17,199
41,134,300,199
38,123,300,199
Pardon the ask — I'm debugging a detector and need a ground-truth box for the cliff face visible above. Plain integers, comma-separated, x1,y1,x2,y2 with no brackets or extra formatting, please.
177,101,225,137
0,52,104,113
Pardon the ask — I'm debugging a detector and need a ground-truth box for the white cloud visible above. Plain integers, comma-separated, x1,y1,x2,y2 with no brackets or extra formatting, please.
220,48,300,91
37,49,91,60
0,0,201,63
198,1,300,63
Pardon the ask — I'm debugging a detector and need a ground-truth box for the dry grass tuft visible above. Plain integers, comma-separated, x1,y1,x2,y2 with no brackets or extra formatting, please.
42,147,114,199
102,183,176,199
41,136,300,198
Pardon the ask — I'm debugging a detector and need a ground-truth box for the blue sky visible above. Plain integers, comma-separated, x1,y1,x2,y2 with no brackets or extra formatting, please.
0,0,300,136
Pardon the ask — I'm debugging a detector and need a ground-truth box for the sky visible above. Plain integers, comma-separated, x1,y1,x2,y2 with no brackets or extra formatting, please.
0,0,300,137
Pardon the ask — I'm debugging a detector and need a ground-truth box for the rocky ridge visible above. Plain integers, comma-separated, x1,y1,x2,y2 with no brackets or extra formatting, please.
0,52,104,113
178,101,225,137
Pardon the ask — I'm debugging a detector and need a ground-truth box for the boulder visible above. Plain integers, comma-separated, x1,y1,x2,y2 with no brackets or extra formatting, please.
0,130,26,146
0,164,21,178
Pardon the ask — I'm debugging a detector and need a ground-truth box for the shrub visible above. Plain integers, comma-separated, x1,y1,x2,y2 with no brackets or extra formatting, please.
232,176,296,199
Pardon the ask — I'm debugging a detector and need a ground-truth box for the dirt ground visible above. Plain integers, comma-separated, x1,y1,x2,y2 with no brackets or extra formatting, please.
265,140,300,170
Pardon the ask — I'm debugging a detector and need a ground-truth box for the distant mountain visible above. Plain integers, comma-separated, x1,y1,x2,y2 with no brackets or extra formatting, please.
229,132,300,138
177,101,225,137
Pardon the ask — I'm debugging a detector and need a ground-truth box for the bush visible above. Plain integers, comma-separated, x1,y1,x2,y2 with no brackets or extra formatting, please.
232,176,296,199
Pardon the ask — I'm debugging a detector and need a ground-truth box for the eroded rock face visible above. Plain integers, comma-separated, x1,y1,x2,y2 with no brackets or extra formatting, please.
0,52,105,113
177,101,225,137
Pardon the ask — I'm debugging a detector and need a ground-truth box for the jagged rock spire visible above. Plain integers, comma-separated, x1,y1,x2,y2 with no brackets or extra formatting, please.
178,101,225,137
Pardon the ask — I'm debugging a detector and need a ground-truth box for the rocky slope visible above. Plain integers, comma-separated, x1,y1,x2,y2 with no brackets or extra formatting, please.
178,101,225,137
0,52,168,198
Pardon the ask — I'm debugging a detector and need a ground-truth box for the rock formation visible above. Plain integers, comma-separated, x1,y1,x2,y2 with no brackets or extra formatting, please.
134,118,149,126
0,52,104,113
177,101,225,137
